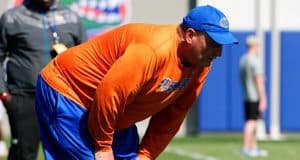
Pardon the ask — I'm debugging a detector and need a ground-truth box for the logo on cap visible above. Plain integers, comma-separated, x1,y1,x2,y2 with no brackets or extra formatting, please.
219,17,229,28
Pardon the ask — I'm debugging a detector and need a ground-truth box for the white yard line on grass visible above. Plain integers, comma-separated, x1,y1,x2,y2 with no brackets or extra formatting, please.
165,147,219,160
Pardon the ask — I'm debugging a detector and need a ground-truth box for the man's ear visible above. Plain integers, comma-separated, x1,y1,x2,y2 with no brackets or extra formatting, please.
184,28,197,44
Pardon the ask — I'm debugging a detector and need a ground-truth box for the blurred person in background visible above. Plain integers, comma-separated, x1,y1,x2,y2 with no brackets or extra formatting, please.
0,0,87,159
240,35,268,157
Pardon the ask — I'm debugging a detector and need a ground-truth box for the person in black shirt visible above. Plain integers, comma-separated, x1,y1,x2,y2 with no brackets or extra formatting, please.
0,0,87,159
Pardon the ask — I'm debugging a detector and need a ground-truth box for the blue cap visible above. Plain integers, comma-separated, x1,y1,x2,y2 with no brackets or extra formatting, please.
182,5,238,45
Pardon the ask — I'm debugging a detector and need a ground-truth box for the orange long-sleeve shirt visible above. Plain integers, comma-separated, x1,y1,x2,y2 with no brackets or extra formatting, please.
41,23,211,159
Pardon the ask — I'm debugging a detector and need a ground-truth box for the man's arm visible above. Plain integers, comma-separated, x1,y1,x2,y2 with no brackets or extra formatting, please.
253,58,267,113
138,67,211,160
138,102,189,160
87,44,158,159
255,74,267,113
0,13,9,98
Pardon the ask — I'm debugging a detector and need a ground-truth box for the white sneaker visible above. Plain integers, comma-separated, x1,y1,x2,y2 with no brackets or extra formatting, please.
252,148,268,157
240,148,268,157
240,148,259,157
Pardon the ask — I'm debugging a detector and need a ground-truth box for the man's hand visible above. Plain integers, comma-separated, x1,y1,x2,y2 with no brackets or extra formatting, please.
0,92,11,102
137,154,151,160
95,149,114,160
258,98,267,113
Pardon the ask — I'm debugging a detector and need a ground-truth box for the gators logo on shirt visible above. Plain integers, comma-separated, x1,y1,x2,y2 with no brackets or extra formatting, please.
159,77,191,91
9,0,131,37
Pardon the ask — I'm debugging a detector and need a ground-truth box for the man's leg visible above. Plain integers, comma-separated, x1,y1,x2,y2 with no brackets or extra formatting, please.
243,120,257,149
242,101,260,150
4,95,40,160
35,75,94,160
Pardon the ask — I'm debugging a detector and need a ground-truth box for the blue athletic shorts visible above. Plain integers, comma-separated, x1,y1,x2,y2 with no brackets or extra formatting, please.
35,75,139,160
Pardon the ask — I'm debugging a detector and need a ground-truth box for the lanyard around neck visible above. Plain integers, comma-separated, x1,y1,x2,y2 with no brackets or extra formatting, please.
47,11,60,44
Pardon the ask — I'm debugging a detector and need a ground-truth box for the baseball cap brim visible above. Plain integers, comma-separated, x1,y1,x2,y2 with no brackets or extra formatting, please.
207,31,239,45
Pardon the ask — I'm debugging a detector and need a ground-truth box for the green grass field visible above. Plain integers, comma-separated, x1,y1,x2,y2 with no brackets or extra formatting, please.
158,134,300,160
1,134,300,160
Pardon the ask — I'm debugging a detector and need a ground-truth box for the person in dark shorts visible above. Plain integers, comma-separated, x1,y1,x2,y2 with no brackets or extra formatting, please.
240,35,268,157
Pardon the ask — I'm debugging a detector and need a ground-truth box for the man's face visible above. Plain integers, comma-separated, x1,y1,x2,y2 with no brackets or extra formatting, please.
32,0,55,9
183,29,223,68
